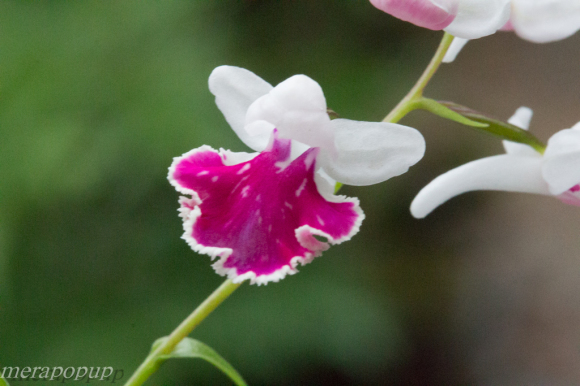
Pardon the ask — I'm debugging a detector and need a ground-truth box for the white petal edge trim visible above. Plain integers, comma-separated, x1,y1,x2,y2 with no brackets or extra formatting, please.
199,193,362,285
170,147,364,285
167,145,260,196
410,154,550,218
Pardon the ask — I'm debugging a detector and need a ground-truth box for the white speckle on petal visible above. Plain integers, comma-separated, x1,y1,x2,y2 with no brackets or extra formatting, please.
212,176,219,182
241,186,250,197
304,150,317,169
284,201,293,209
237,163,251,175
295,178,307,197
275,159,292,172
316,215,325,226
197,171,209,176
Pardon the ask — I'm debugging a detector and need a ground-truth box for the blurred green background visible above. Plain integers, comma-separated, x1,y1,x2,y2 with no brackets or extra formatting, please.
2,1,580,385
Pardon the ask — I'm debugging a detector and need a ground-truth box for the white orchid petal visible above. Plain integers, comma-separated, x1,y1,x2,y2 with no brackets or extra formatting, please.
443,37,469,63
410,154,549,218
208,66,273,151
542,127,580,194
219,149,260,166
444,0,511,39
314,169,337,200
245,120,276,137
507,106,533,130
319,119,425,186
245,75,334,151
511,0,580,43
502,107,539,156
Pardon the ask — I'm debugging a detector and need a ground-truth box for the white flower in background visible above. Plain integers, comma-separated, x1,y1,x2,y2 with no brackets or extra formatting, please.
370,0,580,42
410,107,580,218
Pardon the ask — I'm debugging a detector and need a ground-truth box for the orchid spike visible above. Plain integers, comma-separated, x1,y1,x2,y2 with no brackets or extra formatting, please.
370,0,580,42
168,66,426,284
410,107,580,218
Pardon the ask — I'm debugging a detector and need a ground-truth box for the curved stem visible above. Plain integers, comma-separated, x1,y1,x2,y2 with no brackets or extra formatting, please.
383,32,454,123
124,279,242,386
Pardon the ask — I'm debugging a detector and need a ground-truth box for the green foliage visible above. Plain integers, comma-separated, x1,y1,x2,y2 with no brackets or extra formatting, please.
439,101,546,153
416,98,488,128
152,337,247,386
0,1,451,384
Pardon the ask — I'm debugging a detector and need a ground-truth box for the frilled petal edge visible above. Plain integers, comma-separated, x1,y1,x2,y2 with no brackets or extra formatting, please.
208,65,273,151
410,154,550,218
168,131,364,285
319,119,425,186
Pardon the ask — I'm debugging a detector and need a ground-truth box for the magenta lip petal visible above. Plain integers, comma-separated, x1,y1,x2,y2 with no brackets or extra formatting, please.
370,0,456,31
168,131,364,285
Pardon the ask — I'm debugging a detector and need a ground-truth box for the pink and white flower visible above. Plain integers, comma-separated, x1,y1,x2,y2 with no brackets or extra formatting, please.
370,0,580,42
168,66,426,284
410,107,580,218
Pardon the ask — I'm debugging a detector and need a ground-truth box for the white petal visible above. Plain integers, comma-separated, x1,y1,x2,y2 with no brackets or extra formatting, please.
410,154,549,218
218,149,259,166
507,106,533,130
444,0,511,39
443,37,470,63
511,0,580,43
314,169,337,200
245,75,335,151
318,119,425,186
502,106,540,156
542,127,580,194
208,66,273,151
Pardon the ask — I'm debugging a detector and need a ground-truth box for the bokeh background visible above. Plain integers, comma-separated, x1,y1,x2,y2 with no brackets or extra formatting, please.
2,1,580,385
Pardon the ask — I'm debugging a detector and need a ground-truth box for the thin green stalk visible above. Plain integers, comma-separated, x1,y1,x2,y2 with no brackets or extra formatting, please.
124,279,242,386
383,32,454,123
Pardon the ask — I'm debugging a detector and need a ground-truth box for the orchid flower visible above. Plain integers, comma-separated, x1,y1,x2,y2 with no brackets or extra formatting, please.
410,107,580,218
168,66,425,285
370,0,580,42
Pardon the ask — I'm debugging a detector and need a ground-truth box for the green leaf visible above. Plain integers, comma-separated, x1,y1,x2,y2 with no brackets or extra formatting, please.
151,337,247,386
437,101,546,153
415,98,489,128
0,374,9,386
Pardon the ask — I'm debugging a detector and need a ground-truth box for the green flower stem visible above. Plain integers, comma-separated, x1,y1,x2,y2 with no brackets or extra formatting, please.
383,32,454,124
124,279,242,386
